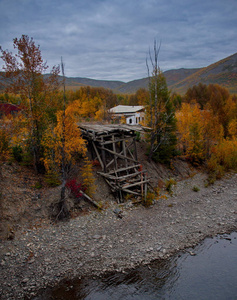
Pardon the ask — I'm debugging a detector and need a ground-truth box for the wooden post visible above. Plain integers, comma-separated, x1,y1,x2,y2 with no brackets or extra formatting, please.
133,137,138,161
112,134,118,170
144,173,148,200
122,134,128,172
101,137,107,173
92,141,104,170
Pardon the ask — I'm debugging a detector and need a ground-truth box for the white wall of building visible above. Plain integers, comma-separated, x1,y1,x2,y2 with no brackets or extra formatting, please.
125,112,145,125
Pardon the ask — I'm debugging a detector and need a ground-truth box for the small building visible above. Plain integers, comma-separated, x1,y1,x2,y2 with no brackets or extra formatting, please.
108,105,145,125
0,103,21,118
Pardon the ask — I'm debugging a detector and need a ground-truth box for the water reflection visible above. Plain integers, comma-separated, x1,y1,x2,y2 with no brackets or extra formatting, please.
34,232,237,300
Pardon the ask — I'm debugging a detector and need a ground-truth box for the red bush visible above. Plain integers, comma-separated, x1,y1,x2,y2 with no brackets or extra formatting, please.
66,179,86,199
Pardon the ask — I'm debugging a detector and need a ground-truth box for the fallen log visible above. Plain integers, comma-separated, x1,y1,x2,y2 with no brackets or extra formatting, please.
80,190,101,209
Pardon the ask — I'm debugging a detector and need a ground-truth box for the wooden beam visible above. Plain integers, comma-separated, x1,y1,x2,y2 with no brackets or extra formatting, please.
97,146,138,163
98,170,143,181
121,179,150,190
80,190,101,209
122,188,141,196
102,137,133,145
92,141,104,170
133,137,138,161
104,164,141,175
122,134,128,172
112,134,118,170
101,137,107,173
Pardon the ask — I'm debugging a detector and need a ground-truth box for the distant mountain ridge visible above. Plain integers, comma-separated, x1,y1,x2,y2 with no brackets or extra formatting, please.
64,52,237,94
1,53,237,95
63,68,200,94
169,53,237,94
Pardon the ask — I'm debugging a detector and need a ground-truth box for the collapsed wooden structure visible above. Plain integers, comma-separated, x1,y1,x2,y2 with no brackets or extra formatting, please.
79,123,149,203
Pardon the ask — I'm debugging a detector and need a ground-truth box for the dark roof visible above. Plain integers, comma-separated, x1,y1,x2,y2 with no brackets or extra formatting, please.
0,103,21,115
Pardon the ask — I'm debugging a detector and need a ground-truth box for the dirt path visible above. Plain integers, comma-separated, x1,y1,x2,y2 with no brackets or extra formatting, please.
0,172,236,299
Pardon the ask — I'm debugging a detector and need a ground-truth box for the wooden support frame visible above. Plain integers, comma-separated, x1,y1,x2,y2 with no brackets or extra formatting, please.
79,123,149,202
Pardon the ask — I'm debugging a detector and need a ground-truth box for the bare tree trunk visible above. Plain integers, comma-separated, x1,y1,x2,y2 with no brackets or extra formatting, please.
147,40,161,161
56,58,69,220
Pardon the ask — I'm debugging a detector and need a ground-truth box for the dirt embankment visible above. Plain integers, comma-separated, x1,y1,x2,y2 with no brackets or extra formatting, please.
0,143,193,241
0,155,236,299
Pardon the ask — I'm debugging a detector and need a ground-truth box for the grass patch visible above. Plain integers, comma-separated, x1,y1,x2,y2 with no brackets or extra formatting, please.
165,178,177,195
192,186,200,192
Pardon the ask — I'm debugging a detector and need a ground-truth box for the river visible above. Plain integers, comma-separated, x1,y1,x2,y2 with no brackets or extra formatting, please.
34,232,237,300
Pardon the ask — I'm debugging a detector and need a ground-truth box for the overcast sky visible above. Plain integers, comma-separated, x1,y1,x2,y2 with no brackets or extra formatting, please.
0,0,236,82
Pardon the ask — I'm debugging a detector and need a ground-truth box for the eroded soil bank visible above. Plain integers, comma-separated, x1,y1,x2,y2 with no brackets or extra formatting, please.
0,172,237,299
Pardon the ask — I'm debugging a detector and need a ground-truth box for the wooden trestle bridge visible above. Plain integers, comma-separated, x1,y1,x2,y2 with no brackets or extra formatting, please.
79,123,149,203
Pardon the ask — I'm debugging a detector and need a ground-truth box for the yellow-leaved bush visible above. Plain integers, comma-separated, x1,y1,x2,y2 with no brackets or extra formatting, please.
80,156,96,196
208,137,237,172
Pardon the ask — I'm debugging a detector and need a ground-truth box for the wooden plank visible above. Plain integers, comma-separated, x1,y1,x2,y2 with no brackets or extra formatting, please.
127,146,136,161
122,188,141,196
80,190,101,209
101,137,134,145
133,137,138,161
92,141,104,169
122,135,128,172
98,170,143,181
105,164,141,175
104,179,116,192
112,134,118,170
97,146,138,163
121,179,150,190
105,148,124,169
101,136,107,173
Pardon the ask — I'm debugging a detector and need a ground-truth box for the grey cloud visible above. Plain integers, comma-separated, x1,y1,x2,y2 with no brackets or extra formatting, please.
0,0,236,81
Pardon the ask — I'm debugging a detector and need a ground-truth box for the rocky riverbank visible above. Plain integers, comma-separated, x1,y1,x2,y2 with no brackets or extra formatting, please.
0,172,237,299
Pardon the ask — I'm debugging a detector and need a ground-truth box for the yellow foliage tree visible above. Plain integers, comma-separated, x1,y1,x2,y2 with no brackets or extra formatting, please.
42,109,87,176
228,119,237,138
80,156,95,196
177,103,224,163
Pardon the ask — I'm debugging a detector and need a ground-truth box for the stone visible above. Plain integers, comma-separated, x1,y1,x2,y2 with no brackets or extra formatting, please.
93,235,101,240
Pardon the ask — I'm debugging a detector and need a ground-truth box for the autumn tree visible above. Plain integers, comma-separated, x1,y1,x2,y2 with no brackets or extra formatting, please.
0,35,60,172
127,88,149,106
177,102,224,164
146,40,177,163
42,107,87,218
185,83,237,138
185,83,210,109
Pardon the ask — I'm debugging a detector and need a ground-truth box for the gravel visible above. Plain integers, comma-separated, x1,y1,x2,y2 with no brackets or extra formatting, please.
0,172,236,299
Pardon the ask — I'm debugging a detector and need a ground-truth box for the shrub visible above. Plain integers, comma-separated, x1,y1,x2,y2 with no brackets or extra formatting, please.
0,128,10,160
45,172,61,187
66,179,85,200
165,178,177,195
192,186,200,192
206,138,236,184
33,181,42,189
12,145,23,162
135,132,141,141
209,138,237,171
81,157,95,196
143,191,155,207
